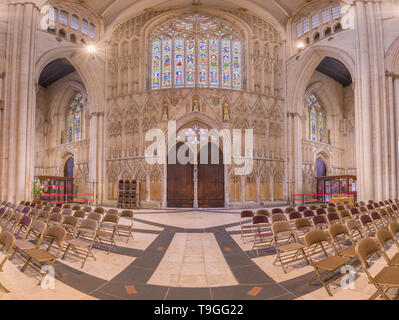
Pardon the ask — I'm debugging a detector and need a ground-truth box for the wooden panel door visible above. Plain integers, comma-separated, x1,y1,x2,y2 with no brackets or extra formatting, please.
167,143,194,207
198,143,225,208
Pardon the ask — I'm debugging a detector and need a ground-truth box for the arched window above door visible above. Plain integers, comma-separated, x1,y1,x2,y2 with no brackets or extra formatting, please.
307,94,326,143
67,92,84,143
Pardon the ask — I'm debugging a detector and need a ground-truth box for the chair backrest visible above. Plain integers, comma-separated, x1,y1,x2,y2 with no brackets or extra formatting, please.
240,210,254,218
304,229,329,248
366,204,374,210
328,223,349,240
24,201,31,206
43,205,51,212
79,219,98,233
87,212,102,222
94,207,105,214
359,206,368,213
44,225,66,243
339,210,351,220
309,205,318,210
303,209,315,218
61,209,72,216
120,210,134,218
107,208,119,216
294,218,311,230
0,231,15,266
328,202,336,207
353,202,360,207
389,221,399,238
373,203,380,209
73,210,86,218
55,203,63,208
102,213,119,225
368,200,374,204
18,215,32,229
49,213,62,222
71,205,81,211
327,207,337,213
36,204,43,210
252,215,269,225
62,204,71,209
31,220,47,234
316,208,327,215
30,202,37,208
39,210,50,219
62,216,78,228
297,206,307,213
359,201,366,206
0,207,6,217
256,209,269,216
370,211,381,221
355,238,381,266
288,211,301,221
376,229,395,248
336,205,345,211
284,207,296,214
350,207,360,216
312,214,327,226
82,206,92,213
22,206,31,214
319,204,328,209
51,207,61,214
360,214,373,226
271,208,284,214
271,213,287,223
327,212,340,223
346,219,362,232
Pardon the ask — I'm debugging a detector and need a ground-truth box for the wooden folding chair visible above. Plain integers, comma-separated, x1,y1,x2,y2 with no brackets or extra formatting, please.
327,212,340,225
62,219,98,268
294,218,313,241
338,209,352,223
312,214,328,230
94,207,105,215
345,219,364,242
240,210,254,242
117,210,134,242
96,214,119,254
272,221,307,273
107,208,119,216
9,220,47,261
360,214,376,237
271,213,287,223
356,238,399,300
376,229,399,267
328,223,358,264
13,215,32,240
370,211,386,229
61,216,79,236
256,209,269,216
0,231,16,292
251,215,273,255
304,230,351,296
21,225,66,285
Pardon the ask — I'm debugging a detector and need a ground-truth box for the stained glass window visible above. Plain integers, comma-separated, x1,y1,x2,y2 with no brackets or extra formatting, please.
209,38,218,87
162,38,172,87
152,38,161,89
186,35,195,86
232,40,241,89
307,94,326,143
222,38,231,88
71,15,79,30
81,19,88,35
198,37,208,86
67,92,84,143
175,37,184,87
150,13,242,89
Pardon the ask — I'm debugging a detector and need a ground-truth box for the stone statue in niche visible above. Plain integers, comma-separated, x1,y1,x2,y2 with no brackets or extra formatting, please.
192,96,200,112
327,129,331,144
162,101,169,121
222,101,230,121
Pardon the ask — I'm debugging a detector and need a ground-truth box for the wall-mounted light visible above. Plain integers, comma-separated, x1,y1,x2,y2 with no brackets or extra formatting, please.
86,45,96,54
297,41,305,50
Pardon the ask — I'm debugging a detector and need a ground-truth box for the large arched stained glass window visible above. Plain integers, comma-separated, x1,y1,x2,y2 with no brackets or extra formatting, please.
151,13,242,90
67,92,84,143
307,94,326,143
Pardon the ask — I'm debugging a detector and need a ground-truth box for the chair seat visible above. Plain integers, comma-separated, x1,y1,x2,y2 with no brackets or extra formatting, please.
118,224,133,229
97,231,113,237
24,248,56,262
241,225,253,230
78,227,96,234
314,255,351,271
277,242,304,252
338,245,357,258
66,238,91,248
374,267,399,286
15,239,35,251
297,226,312,232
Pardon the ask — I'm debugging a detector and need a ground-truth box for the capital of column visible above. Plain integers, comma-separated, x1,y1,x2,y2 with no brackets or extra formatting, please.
286,112,301,118
7,0,41,8
89,112,104,119
386,71,399,79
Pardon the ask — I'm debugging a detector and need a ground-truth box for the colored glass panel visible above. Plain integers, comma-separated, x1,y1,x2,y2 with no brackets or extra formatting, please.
209,38,218,87
222,38,231,88
162,38,172,87
198,37,208,86
232,40,241,89
152,39,161,89
175,37,184,87
185,35,195,86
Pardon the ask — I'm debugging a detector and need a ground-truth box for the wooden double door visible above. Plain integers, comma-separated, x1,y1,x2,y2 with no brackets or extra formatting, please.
167,142,224,208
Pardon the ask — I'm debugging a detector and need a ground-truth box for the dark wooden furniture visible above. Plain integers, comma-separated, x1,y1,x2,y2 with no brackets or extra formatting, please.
118,179,140,209
316,175,357,203
37,176,74,203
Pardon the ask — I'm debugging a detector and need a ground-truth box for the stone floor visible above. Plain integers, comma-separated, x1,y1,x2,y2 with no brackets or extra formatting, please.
0,207,397,300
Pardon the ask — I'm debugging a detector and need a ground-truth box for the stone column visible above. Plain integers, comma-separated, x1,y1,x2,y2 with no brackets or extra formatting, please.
193,164,198,208
88,111,98,203
353,0,388,201
394,78,399,196
2,1,38,202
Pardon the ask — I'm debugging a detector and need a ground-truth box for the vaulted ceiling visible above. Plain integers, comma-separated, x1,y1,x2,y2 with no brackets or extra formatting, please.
80,0,310,29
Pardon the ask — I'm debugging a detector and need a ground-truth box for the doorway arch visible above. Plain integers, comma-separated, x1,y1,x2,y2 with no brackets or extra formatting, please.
64,157,74,178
